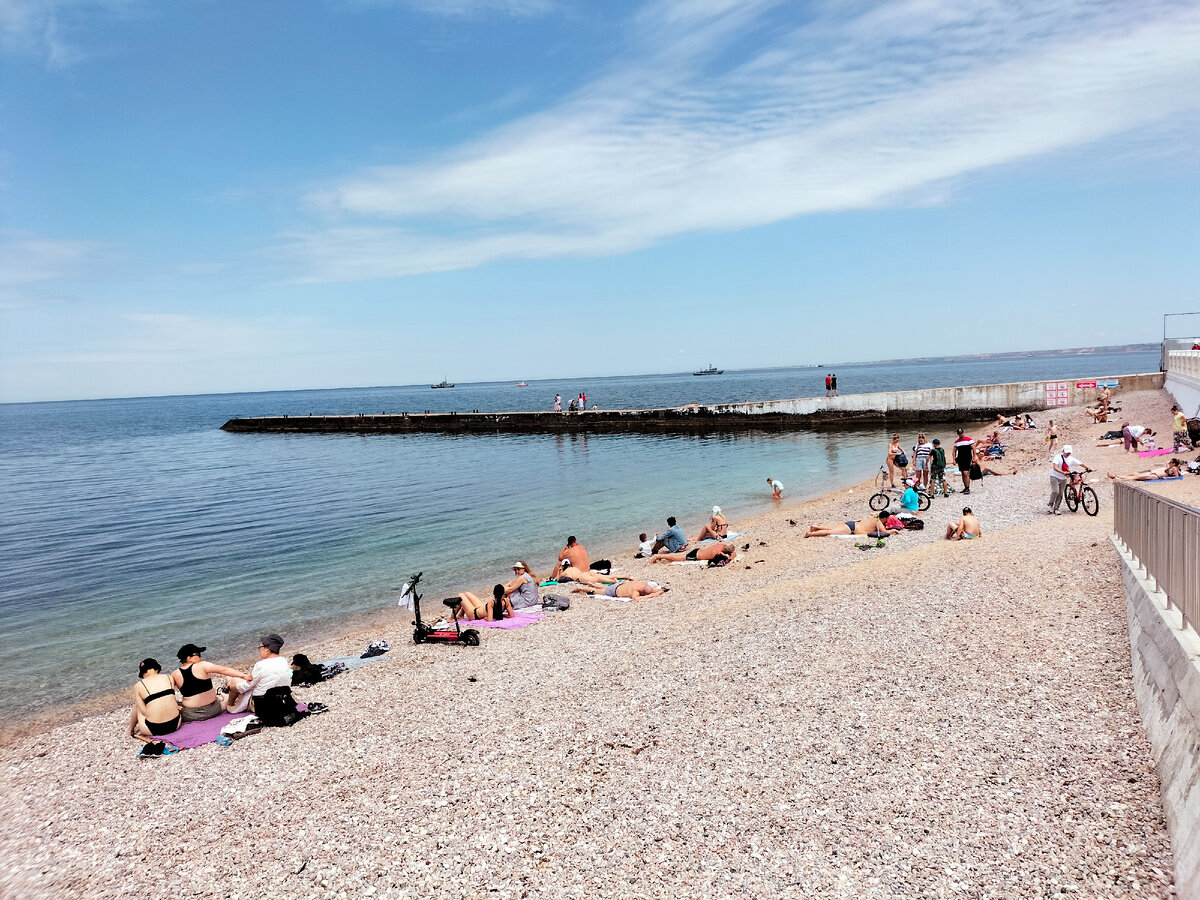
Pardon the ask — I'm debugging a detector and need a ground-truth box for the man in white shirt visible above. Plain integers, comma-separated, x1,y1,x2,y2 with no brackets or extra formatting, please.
1048,445,1087,515
224,633,292,713
1121,424,1155,453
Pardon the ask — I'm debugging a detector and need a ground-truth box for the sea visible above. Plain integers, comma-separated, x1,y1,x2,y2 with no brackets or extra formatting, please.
0,349,1159,724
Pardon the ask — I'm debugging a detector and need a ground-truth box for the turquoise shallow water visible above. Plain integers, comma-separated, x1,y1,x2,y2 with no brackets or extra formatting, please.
0,350,1158,720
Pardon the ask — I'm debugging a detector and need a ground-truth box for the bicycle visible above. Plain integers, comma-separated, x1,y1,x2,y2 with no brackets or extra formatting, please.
1062,470,1099,516
869,467,932,512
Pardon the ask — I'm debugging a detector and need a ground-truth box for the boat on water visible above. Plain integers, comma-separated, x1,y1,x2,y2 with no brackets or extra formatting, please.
693,364,724,376
431,379,455,389
515,381,529,387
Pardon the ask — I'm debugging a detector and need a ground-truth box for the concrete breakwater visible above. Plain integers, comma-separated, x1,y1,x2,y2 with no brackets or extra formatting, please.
220,371,1163,435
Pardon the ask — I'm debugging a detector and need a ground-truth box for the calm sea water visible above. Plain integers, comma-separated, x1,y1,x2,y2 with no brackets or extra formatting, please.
0,350,1158,721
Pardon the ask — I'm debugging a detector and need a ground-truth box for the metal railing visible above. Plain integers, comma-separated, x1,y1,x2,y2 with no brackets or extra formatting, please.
1166,349,1200,379
1113,482,1200,634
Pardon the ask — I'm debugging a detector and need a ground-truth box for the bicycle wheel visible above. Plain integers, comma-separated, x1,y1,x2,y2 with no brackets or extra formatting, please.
868,492,890,511
1081,486,1099,516
1064,485,1079,512
917,491,931,511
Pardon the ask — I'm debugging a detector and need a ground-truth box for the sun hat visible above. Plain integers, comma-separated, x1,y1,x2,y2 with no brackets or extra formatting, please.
176,643,206,661
512,562,525,570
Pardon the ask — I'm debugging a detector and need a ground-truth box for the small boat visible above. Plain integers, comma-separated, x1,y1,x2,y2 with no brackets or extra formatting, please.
431,379,455,389
515,381,529,387
693,364,724,376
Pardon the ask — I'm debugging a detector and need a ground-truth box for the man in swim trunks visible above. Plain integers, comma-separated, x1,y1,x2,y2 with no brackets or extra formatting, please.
574,580,666,600
803,512,902,538
649,541,736,563
550,536,589,579
944,507,981,541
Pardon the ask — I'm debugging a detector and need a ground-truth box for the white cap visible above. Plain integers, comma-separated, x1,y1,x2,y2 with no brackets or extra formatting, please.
1061,445,1073,456
712,506,721,515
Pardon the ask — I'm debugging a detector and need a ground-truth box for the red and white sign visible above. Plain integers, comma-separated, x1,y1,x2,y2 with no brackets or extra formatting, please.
1044,381,1069,407
1075,380,1096,389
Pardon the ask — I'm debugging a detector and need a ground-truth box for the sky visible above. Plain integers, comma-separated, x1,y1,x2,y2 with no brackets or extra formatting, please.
1,0,1198,402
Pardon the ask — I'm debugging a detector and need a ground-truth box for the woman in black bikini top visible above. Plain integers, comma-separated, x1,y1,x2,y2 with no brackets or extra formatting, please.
128,658,181,738
171,644,249,723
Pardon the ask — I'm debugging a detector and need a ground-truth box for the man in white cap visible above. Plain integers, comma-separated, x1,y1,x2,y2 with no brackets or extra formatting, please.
692,506,729,542
1048,445,1087,515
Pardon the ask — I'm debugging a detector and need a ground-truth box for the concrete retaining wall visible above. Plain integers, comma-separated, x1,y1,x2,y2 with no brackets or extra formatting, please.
1112,536,1200,898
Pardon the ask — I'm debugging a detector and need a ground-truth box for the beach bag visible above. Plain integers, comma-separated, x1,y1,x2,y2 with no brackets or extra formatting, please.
542,594,570,611
969,462,983,480
255,686,305,728
903,518,925,530
589,559,612,574
893,452,908,467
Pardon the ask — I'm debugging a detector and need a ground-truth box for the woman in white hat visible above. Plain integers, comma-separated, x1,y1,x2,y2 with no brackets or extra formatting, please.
692,506,729,542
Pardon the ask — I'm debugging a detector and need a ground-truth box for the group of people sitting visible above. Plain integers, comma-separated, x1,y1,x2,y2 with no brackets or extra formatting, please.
129,634,293,738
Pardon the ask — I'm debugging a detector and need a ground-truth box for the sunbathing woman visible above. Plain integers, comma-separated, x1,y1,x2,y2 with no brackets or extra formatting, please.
129,658,181,738
454,584,511,620
804,511,902,538
1107,460,1182,481
556,564,628,585
171,643,250,723
649,540,736,563
571,580,666,600
692,506,729,542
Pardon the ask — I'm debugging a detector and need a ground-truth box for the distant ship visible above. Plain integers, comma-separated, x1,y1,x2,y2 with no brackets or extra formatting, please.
515,381,529,387
693,364,724,376
431,379,455,389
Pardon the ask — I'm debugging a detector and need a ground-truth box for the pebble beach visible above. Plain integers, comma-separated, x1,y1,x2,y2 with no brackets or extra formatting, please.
2,388,1193,899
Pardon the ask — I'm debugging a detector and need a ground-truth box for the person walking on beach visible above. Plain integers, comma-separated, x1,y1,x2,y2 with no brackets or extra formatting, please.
767,477,783,499
1045,419,1058,453
1048,445,1087,515
825,374,832,397
830,373,837,396
554,394,562,412
953,429,975,495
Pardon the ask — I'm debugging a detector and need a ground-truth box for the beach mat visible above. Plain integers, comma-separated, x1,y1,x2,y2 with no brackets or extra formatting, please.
698,531,748,544
157,702,312,750
1138,448,1174,457
319,654,390,672
465,612,544,630
1144,475,1183,481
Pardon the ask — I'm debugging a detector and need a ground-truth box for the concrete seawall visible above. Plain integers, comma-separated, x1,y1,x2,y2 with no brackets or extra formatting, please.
220,371,1164,434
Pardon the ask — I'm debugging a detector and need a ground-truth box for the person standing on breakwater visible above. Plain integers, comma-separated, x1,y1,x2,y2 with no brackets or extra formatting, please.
652,517,688,554
767,477,783,499
554,394,562,412
830,373,837,396
953,429,975,495
825,374,832,397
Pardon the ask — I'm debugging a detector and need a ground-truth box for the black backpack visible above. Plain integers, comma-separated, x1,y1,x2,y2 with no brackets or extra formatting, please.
256,685,306,728
589,559,612,574
903,518,925,530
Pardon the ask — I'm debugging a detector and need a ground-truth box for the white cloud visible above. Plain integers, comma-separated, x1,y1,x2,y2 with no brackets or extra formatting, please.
288,0,1200,282
0,231,111,304
0,0,138,67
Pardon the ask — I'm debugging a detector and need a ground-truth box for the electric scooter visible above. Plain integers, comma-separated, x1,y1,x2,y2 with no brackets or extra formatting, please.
400,572,480,646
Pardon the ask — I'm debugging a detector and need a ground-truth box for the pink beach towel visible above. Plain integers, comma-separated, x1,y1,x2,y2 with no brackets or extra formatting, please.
1138,448,1174,457
463,613,544,630
160,703,310,749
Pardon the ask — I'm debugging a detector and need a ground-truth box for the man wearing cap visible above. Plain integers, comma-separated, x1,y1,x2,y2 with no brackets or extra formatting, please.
1048,445,1087,515
550,536,589,580
171,644,249,723
223,633,292,714
953,429,975,494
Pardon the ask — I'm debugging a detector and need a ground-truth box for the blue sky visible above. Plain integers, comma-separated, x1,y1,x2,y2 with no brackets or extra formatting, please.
2,0,1198,402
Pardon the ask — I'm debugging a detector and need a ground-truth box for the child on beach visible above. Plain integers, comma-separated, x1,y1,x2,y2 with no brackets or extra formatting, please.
929,439,948,497
767,478,783,499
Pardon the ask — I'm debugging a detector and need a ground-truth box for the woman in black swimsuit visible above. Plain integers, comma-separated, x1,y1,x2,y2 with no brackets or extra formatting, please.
128,658,181,738
171,643,249,723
